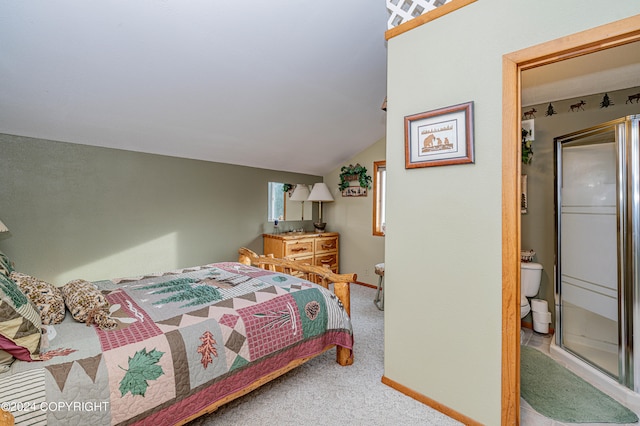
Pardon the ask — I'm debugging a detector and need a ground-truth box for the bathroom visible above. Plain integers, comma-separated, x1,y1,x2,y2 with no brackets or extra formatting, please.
520,41,640,405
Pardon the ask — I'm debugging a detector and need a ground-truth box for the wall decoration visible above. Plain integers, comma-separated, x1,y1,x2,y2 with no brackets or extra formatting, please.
404,101,474,169
342,186,368,197
600,93,614,108
527,86,640,121
569,100,586,112
339,163,371,197
626,93,640,104
282,183,294,193
522,119,534,165
545,103,557,116
521,175,528,214
523,108,537,119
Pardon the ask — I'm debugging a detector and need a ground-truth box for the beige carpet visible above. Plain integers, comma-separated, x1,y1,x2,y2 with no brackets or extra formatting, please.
188,284,462,426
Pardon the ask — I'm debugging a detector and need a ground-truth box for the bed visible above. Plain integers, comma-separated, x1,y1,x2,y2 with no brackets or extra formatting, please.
0,247,355,425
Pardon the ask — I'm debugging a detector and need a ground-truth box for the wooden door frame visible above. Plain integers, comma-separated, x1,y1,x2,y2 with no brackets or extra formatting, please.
501,14,640,425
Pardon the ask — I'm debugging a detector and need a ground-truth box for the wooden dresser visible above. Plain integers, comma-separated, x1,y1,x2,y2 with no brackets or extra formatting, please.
263,232,339,279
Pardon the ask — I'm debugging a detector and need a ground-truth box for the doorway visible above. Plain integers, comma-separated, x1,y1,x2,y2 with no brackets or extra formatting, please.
501,15,640,425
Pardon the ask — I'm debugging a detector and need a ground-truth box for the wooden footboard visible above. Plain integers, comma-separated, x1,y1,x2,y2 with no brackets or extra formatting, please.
176,248,356,425
238,247,356,367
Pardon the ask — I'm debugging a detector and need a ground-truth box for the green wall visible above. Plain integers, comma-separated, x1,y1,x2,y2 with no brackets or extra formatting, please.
0,133,320,285
324,136,386,286
385,4,640,424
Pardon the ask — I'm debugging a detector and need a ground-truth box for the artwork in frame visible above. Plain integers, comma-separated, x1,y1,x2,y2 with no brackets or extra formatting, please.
404,101,474,168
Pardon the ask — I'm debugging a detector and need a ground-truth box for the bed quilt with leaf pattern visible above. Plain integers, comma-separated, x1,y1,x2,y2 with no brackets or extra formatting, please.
0,262,353,425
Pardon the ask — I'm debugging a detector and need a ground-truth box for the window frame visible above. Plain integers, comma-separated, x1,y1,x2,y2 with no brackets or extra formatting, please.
372,160,386,236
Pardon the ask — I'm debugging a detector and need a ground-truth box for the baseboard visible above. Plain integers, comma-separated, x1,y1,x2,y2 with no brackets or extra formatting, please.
380,375,482,426
354,281,376,289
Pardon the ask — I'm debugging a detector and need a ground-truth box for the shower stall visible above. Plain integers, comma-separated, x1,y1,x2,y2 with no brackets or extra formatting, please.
554,115,640,393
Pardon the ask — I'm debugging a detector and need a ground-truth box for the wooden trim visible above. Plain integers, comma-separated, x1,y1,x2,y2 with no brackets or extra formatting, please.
355,281,377,289
384,0,477,40
507,15,640,70
501,54,521,426
501,14,640,426
372,160,386,236
381,375,482,425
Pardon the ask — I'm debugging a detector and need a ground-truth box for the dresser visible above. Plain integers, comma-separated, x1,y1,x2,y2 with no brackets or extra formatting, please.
262,232,339,279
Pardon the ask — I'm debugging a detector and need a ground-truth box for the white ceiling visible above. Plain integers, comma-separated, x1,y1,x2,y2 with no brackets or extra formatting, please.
0,1,389,176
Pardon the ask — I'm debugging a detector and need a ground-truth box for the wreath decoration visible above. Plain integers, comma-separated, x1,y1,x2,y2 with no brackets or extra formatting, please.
338,164,372,191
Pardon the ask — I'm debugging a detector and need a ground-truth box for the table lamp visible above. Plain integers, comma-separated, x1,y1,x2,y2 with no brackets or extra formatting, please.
289,184,310,220
307,183,334,232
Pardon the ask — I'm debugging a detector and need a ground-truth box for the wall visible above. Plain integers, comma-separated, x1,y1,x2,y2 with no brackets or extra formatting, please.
385,3,640,424
324,137,386,285
0,133,320,285
521,86,640,327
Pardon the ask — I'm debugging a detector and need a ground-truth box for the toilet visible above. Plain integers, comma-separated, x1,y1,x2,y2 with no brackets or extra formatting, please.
520,262,543,318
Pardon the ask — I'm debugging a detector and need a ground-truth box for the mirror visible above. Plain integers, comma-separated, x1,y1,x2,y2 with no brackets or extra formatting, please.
268,182,313,221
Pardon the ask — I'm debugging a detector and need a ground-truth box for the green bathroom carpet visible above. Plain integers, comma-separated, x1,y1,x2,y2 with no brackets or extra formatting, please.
521,346,639,423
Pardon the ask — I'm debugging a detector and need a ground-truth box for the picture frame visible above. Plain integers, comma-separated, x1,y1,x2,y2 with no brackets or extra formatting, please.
341,186,367,197
404,101,474,169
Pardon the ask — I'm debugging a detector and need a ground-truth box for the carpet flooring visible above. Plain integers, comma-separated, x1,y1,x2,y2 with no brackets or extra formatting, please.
521,345,638,424
188,284,462,426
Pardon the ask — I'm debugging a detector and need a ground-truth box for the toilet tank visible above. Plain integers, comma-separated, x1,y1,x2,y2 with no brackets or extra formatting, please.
521,262,543,297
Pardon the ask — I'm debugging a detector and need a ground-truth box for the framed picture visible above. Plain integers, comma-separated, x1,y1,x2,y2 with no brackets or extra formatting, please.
404,101,474,168
342,186,367,197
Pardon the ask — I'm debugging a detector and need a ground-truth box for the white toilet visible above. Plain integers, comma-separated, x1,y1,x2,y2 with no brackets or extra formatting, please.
520,262,543,318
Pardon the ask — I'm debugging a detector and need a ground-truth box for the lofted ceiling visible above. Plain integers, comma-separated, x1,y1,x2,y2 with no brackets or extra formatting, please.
0,1,389,176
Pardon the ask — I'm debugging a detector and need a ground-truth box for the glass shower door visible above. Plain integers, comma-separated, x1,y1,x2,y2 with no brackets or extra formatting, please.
556,125,620,379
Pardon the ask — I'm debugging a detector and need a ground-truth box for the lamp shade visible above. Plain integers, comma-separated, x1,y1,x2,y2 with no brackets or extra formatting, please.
289,184,310,201
307,183,334,202
0,219,8,233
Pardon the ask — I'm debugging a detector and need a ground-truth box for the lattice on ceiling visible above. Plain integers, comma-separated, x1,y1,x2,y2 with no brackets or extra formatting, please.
386,0,450,29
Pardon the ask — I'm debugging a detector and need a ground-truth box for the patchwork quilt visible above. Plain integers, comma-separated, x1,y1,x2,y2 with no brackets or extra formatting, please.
0,262,353,425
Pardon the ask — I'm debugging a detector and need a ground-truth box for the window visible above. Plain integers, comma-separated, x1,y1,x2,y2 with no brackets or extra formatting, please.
268,182,285,221
373,161,386,236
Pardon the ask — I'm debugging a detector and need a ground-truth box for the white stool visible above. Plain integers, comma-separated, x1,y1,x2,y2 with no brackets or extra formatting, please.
373,263,385,310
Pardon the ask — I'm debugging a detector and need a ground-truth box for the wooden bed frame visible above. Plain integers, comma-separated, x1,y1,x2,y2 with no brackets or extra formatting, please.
176,247,357,424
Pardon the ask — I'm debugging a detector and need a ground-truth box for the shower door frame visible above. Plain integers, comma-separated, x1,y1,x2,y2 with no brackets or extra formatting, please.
554,116,640,390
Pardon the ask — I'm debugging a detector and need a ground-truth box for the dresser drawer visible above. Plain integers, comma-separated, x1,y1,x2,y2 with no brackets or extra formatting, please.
263,232,339,281
315,252,337,269
315,236,338,254
284,239,314,257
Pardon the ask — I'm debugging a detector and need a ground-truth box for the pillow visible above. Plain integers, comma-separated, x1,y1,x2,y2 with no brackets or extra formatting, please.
0,251,13,278
0,273,41,361
61,279,116,330
9,272,66,325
